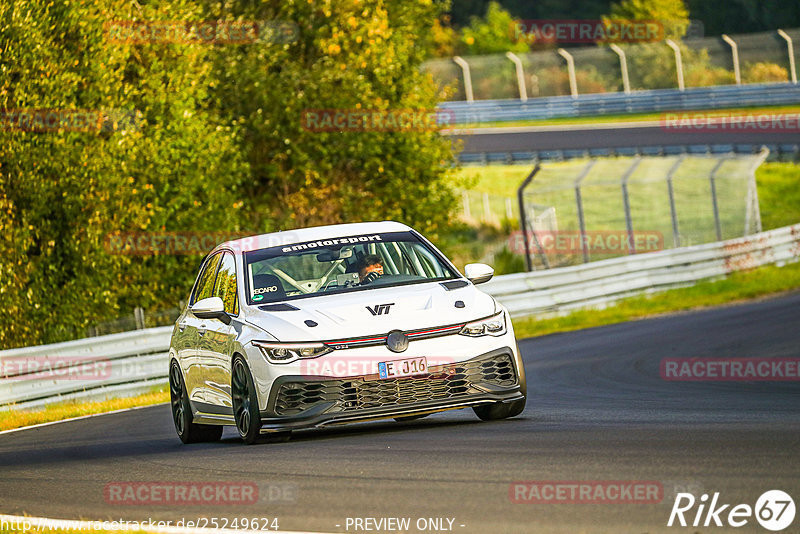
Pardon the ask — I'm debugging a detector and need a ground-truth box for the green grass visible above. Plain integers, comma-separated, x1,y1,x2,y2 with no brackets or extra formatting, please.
512,260,800,339
756,162,800,229
453,104,800,129
456,159,800,233
0,387,168,432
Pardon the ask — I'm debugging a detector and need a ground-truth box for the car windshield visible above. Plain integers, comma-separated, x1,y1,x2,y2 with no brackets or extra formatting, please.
243,231,459,304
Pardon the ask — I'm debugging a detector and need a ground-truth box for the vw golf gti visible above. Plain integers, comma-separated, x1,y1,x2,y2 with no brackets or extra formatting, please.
169,221,526,444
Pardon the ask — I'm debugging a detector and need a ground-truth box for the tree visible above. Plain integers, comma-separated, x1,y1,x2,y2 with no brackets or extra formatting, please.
458,2,529,55
608,0,690,40
0,0,248,347
203,0,457,235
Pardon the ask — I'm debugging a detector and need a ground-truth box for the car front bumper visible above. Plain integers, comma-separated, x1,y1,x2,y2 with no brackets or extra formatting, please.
257,347,524,431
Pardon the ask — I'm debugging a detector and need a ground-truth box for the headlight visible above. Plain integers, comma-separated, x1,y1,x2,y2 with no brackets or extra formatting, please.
252,341,332,363
460,312,507,337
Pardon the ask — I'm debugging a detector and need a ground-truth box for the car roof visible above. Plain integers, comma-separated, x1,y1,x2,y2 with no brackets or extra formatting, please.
214,220,413,255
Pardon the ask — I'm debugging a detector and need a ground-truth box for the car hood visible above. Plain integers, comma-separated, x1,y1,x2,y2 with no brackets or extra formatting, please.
242,280,496,342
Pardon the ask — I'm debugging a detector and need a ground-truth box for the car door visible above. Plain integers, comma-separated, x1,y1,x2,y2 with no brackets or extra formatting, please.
183,252,223,404
197,251,238,412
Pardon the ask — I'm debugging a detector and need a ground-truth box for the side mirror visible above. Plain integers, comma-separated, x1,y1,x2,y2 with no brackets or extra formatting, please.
191,296,231,324
464,263,494,285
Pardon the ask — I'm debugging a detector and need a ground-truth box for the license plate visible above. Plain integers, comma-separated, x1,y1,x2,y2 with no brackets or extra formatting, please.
378,356,428,379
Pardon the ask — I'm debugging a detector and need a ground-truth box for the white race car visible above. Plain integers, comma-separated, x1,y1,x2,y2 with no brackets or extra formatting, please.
169,221,526,444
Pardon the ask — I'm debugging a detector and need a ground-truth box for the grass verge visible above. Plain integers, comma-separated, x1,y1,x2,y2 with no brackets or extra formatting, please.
0,387,168,432
512,260,800,339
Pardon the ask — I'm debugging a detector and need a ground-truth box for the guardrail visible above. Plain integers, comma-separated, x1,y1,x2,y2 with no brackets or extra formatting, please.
456,143,800,165
484,222,800,317
1,222,799,410
0,326,171,410
439,83,800,124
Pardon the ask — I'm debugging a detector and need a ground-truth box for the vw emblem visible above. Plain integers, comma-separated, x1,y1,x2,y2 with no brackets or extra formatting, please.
386,330,409,353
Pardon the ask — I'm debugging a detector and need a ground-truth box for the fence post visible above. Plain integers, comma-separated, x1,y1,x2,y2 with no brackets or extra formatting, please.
721,34,741,85
609,44,631,94
517,163,544,271
745,147,769,234
505,52,528,102
134,307,145,330
709,158,727,241
452,56,474,102
665,39,685,91
462,190,471,220
557,48,578,98
777,29,797,84
621,157,643,254
505,197,514,220
665,155,685,248
574,160,597,263
482,193,492,222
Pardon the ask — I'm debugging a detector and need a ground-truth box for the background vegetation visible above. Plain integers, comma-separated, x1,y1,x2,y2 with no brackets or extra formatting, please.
0,0,457,348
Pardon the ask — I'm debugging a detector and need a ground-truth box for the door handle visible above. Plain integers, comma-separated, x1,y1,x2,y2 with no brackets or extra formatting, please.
178,322,187,332
198,326,206,336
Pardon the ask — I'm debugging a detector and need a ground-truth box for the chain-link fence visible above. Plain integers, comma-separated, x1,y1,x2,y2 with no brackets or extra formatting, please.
516,150,767,270
423,28,800,101
88,305,184,337
458,190,518,226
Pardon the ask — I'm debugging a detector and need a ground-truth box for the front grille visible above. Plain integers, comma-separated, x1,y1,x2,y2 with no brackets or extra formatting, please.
273,353,517,416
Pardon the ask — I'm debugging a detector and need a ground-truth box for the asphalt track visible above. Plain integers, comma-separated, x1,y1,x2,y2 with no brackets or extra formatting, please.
449,123,800,153
1,292,800,533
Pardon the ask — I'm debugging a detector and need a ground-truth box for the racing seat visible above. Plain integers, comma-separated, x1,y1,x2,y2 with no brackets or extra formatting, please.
252,273,286,300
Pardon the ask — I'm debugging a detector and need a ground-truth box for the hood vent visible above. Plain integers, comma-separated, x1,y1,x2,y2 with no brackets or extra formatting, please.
440,280,469,291
259,303,300,312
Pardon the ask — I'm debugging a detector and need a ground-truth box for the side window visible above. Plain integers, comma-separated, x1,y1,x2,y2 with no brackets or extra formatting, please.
213,252,239,315
192,253,222,305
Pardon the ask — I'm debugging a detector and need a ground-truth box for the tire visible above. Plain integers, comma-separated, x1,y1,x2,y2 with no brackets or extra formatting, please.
169,361,223,444
231,356,264,445
472,397,526,421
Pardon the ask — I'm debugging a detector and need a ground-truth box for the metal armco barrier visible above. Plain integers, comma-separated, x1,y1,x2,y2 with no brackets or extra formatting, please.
483,223,800,317
0,326,171,410
438,83,800,124
1,222,799,409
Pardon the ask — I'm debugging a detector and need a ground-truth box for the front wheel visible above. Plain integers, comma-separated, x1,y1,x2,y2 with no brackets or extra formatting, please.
169,361,223,444
232,356,263,445
472,397,526,421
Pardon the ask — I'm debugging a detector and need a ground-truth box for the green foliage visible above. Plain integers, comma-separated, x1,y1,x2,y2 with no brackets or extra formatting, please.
458,2,529,55
491,245,525,275
0,0,249,348
202,0,456,235
609,0,690,39
0,0,458,348
743,62,789,84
